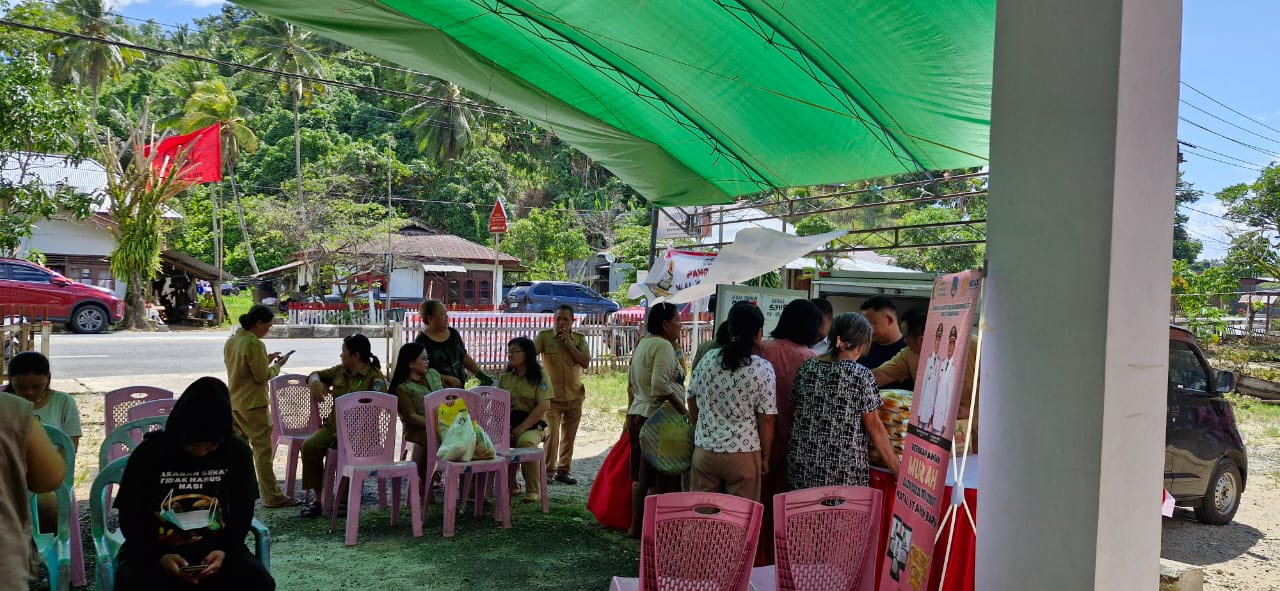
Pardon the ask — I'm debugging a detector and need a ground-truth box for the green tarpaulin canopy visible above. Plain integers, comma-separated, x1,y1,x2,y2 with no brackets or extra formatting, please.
232,1,995,206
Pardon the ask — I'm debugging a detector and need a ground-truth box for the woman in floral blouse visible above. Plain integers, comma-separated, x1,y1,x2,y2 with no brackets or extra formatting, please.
687,302,777,501
788,312,899,490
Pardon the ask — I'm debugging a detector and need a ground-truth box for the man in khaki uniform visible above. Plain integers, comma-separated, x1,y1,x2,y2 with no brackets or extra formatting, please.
535,305,591,484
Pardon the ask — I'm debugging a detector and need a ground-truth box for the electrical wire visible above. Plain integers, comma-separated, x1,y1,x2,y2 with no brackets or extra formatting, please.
1180,147,1264,172
1180,117,1280,159
1177,140,1271,169
1182,80,1280,137
1180,99,1280,147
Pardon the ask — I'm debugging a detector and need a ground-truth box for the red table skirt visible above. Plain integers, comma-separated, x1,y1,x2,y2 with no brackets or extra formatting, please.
870,470,976,591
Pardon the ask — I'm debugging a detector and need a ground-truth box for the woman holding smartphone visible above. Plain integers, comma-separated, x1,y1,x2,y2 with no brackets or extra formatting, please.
223,304,300,508
114,377,274,590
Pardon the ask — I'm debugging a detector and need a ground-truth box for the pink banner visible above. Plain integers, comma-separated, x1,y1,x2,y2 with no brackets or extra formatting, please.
881,270,982,591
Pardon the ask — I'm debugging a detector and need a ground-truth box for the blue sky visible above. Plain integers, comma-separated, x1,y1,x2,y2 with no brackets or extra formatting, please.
111,1,1277,261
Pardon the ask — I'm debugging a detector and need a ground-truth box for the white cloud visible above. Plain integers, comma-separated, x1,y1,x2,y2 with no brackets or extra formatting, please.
174,0,225,6
107,0,148,8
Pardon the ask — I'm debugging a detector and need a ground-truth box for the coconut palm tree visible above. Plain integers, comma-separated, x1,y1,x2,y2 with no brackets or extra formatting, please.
174,78,262,273
47,0,144,115
237,17,325,204
404,76,478,164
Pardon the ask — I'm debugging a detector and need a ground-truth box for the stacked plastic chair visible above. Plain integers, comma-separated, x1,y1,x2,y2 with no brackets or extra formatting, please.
30,425,78,591
609,492,763,591
328,391,423,546
469,385,549,513
422,388,510,537
269,374,321,498
90,457,272,591
103,386,172,436
99,415,169,468
125,398,176,422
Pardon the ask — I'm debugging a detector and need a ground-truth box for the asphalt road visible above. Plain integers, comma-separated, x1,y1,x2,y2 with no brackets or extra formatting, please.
43,330,395,392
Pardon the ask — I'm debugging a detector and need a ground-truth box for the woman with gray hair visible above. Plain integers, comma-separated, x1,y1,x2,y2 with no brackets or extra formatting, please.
787,312,900,489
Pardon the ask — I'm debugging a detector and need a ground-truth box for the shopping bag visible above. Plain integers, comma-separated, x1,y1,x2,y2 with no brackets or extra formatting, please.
436,397,469,435
587,431,633,530
472,423,496,461
639,402,694,475
438,411,477,461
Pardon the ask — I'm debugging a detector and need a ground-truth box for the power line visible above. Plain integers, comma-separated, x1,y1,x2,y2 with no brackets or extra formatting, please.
0,19,520,119
1179,117,1279,159
1180,147,1264,172
1177,140,1270,169
1181,80,1280,137
1179,99,1280,146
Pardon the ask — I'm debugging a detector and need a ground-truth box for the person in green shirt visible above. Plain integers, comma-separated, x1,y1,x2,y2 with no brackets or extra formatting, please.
497,337,554,503
388,342,449,479
299,334,386,518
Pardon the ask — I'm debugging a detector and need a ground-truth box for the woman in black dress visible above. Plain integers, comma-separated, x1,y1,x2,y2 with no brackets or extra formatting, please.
414,300,493,386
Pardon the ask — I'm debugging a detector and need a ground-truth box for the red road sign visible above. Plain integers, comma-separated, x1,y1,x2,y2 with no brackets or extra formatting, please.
488,199,508,233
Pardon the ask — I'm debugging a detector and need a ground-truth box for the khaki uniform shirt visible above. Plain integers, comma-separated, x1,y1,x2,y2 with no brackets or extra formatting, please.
873,346,921,387
497,371,554,414
534,330,589,402
315,363,387,429
223,329,280,410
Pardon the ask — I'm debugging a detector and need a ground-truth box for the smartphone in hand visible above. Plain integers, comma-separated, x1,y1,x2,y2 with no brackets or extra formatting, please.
274,350,296,364
180,564,210,573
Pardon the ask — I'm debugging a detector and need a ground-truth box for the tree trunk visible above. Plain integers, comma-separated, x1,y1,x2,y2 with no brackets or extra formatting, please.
293,90,303,203
122,270,149,330
229,172,259,274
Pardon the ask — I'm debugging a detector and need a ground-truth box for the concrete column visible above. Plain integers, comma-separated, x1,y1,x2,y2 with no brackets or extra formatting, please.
981,0,1181,589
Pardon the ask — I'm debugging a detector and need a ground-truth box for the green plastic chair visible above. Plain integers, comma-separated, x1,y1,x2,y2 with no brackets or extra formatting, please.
30,424,75,591
98,415,168,469
90,457,272,591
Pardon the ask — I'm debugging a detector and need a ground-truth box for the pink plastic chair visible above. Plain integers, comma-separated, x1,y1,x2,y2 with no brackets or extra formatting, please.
328,391,422,546
126,398,176,421
104,386,172,435
609,492,764,591
765,486,884,591
469,385,549,513
423,388,510,537
269,374,321,498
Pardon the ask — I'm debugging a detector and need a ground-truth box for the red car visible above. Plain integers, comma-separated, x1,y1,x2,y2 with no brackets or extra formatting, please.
0,258,124,333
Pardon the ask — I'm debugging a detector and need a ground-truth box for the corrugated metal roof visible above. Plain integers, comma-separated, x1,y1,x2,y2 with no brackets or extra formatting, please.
0,153,107,206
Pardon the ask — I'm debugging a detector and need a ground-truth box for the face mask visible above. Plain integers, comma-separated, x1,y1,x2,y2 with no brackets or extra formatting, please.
159,488,223,532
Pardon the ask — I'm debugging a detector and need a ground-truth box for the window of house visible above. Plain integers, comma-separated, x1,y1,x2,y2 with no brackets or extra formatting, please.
448,280,459,303
479,280,491,306
464,280,475,306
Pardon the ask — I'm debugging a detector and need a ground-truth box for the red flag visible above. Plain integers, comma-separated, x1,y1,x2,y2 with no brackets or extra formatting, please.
147,123,222,184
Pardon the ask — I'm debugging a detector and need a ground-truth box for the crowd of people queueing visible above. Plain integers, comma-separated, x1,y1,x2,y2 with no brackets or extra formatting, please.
619,295,945,565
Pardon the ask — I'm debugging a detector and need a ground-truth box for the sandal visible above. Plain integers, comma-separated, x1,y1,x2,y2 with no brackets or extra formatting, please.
299,501,323,518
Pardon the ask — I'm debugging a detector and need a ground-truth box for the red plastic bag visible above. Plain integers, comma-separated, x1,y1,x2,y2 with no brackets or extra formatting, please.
587,432,633,531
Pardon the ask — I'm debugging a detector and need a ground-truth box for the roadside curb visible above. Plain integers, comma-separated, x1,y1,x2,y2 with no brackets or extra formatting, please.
1160,558,1204,591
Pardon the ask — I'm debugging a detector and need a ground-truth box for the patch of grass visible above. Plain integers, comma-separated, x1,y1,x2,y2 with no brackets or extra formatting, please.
581,372,629,436
1226,393,1280,424
220,292,255,326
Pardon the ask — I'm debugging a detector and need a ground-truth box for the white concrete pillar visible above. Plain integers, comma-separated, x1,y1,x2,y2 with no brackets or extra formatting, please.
981,0,1181,589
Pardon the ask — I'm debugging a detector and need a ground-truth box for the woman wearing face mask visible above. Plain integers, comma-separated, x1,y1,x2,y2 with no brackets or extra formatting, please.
298,334,386,518
113,377,273,590
4,351,80,532
787,312,900,491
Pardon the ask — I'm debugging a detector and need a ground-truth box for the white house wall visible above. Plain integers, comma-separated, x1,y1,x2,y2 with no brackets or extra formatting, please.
21,218,116,257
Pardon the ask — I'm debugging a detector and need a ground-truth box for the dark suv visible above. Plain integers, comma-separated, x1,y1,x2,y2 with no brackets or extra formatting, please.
0,258,123,333
504,281,620,315
1165,325,1247,525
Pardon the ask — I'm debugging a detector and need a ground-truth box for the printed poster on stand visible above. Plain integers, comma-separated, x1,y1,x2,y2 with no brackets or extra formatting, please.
880,270,982,591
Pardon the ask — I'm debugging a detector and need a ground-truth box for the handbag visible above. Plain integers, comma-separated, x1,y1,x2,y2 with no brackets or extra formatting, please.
639,402,694,475
587,431,633,530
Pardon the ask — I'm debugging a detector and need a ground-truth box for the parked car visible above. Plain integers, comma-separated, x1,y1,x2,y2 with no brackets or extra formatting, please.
0,258,124,333
1165,325,1247,525
503,281,620,315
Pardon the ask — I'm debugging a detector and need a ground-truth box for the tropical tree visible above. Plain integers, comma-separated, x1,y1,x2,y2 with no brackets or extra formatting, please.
97,105,194,329
173,78,262,272
500,206,592,280
47,0,144,113
404,77,478,164
1174,172,1204,264
0,53,94,259
795,214,839,271
1216,164,1280,278
238,17,326,203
